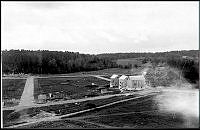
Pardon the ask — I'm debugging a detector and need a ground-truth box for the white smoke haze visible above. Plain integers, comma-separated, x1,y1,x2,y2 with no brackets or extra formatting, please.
154,87,199,127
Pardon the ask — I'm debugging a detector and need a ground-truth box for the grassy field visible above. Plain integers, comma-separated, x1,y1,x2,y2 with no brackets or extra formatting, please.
117,58,143,67
3,95,137,127
5,91,198,128
39,67,143,76
2,79,26,100
71,94,157,117
73,93,198,128
34,76,109,100
27,95,138,117
16,119,102,128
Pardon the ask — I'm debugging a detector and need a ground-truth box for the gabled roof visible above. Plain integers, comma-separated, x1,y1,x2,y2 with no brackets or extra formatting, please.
129,75,145,80
119,75,128,80
110,74,118,79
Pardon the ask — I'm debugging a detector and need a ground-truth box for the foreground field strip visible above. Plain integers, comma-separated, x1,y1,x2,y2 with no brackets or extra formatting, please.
70,109,167,120
67,97,159,120
2,74,105,80
72,110,176,128
67,118,118,128
5,91,159,128
161,88,198,94
36,75,92,79
2,77,27,79
3,88,159,111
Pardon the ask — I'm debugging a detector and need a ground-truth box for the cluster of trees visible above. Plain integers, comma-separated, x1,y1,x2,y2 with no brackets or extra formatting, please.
2,50,117,74
148,53,199,84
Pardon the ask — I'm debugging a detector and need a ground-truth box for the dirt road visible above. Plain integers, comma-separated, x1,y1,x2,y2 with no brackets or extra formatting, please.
15,76,35,111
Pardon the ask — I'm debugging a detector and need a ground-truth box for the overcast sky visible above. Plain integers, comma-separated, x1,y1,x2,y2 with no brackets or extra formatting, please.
1,2,199,54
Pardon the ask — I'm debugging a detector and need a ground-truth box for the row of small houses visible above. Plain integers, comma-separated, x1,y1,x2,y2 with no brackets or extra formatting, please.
110,74,149,91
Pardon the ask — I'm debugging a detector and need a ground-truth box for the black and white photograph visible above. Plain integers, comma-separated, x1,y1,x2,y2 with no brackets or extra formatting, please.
1,1,199,128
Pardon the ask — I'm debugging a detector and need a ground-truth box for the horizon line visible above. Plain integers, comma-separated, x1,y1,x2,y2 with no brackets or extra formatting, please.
1,49,199,55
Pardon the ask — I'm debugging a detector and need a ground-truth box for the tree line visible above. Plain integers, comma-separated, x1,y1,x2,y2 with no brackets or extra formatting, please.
2,50,117,74
2,49,199,84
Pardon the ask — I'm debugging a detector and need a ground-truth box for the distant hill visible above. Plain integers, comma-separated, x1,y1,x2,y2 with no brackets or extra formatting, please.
96,50,199,61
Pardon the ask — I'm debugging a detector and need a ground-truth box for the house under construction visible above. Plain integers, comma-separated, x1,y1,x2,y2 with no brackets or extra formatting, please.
110,74,147,91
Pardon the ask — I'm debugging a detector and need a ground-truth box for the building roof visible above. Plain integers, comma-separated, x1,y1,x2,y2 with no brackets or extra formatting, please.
119,75,128,80
129,75,145,80
110,74,118,79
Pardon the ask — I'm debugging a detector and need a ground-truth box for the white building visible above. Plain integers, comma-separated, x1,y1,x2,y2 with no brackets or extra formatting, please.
119,75,129,90
127,75,146,90
110,74,119,87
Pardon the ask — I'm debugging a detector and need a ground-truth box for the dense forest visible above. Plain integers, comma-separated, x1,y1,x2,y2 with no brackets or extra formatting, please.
1,49,199,84
2,50,117,74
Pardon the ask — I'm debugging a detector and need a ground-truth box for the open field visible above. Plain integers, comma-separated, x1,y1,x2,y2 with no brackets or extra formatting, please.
16,119,103,128
34,76,109,100
29,95,138,116
4,88,198,128
71,91,198,128
3,94,139,127
50,67,144,76
117,58,143,67
9,91,196,128
2,79,26,100
2,79,26,107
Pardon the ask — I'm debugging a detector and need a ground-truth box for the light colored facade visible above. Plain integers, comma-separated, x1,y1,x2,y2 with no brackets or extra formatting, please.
119,75,129,90
110,74,119,87
127,75,146,90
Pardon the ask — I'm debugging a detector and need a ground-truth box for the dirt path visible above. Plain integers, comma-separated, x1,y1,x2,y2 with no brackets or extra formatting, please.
15,76,35,111
90,75,111,81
